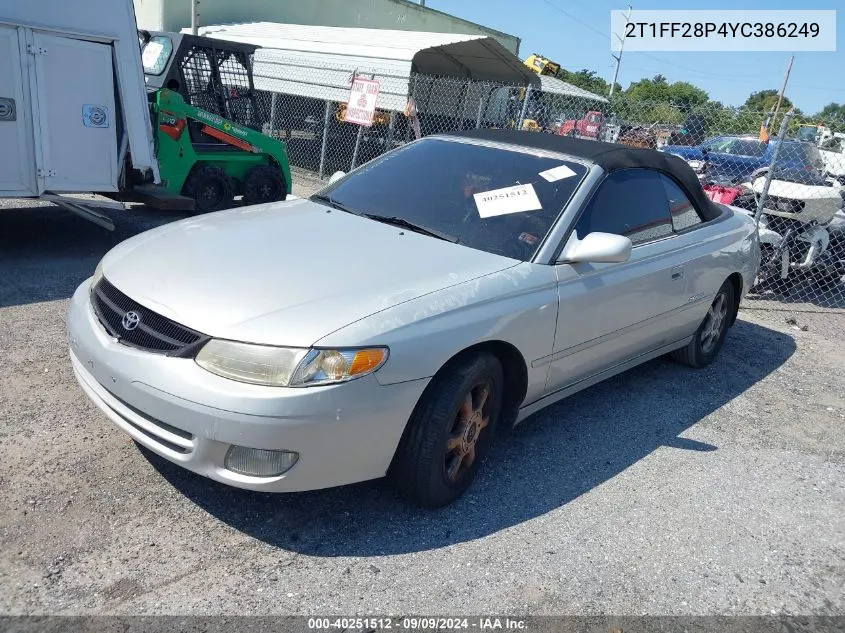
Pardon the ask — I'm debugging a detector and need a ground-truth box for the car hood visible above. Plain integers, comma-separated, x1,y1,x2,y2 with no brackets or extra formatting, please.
100,199,518,346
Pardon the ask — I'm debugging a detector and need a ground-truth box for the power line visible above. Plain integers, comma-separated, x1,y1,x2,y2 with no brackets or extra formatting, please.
637,51,778,80
537,0,607,39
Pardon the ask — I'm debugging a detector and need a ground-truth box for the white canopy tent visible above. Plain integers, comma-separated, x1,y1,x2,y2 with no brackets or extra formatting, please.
190,22,542,113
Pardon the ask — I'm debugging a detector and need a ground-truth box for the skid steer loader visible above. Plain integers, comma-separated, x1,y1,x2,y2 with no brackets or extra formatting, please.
139,31,292,213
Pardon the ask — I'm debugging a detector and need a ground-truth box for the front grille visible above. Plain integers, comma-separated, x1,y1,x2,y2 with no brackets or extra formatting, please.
91,278,208,356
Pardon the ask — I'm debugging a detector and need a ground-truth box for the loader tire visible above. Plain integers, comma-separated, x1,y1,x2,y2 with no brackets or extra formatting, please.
183,165,235,214
243,165,287,206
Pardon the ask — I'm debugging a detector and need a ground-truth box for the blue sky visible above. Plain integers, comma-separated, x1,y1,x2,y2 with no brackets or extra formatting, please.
428,0,844,114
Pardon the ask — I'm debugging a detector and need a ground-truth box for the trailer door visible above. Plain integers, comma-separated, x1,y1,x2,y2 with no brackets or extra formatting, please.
31,32,118,193
0,25,36,196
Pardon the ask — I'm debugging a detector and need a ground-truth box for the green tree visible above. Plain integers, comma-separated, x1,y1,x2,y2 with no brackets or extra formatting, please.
816,102,845,120
810,103,845,133
743,89,794,112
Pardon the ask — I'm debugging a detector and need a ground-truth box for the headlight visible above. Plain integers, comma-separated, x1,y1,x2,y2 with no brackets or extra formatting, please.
289,347,388,386
195,340,388,387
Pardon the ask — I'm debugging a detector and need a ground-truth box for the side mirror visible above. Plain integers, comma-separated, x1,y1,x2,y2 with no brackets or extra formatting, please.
328,171,346,185
561,232,632,264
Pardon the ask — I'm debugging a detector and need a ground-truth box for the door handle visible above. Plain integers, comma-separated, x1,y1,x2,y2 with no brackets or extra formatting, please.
671,266,684,280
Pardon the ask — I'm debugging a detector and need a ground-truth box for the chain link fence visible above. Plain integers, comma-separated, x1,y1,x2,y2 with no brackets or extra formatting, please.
237,60,845,312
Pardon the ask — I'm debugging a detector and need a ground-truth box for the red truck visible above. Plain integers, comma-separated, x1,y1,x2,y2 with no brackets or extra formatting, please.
556,111,604,139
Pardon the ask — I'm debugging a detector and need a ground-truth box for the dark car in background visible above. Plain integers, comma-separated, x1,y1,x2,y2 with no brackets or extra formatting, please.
666,114,707,147
661,135,826,185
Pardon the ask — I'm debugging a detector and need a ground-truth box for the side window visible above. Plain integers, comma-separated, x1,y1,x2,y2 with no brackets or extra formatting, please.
734,140,766,157
660,174,703,231
574,170,673,246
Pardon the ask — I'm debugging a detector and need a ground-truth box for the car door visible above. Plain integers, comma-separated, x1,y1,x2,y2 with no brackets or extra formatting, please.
544,169,693,394
659,172,721,336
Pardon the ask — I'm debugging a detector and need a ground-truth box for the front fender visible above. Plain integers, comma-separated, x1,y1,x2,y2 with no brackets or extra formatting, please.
315,263,559,404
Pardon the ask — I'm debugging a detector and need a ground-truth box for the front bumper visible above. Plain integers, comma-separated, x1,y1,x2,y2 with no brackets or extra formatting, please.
67,279,428,492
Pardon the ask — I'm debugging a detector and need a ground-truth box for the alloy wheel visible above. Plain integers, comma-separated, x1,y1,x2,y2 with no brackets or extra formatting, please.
701,292,728,353
444,380,493,483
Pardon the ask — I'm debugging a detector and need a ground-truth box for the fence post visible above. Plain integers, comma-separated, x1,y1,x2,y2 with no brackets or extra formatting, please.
475,90,485,129
351,125,364,171
517,85,532,130
318,100,332,179
754,108,795,223
268,92,277,138
386,110,396,152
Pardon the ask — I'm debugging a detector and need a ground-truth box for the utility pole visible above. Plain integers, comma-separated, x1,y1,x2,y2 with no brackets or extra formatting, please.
608,3,632,99
191,0,200,35
771,55,794,130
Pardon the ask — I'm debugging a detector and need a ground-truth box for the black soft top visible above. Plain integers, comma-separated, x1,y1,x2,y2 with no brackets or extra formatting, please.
444,129,723,221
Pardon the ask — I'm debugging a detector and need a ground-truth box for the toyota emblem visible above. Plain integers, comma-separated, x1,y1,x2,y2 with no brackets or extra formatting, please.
122,311,141,331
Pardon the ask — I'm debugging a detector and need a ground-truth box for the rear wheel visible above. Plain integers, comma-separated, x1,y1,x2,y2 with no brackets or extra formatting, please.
389,353,503,508
243,165,287,206
671,280,734,368
182,164,235,213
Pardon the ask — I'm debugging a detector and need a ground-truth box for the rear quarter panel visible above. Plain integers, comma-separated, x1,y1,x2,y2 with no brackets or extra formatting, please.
680,207,759,328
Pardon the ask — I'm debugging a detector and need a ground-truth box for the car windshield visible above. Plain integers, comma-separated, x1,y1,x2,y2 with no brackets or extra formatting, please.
141,36,173,76
704,137,732,152
797,126,819,142
313,138,589,261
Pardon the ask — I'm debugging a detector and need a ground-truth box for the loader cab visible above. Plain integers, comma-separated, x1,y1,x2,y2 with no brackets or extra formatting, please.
140,30,260,140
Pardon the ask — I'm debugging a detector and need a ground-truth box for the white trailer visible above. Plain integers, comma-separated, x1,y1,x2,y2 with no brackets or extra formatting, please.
0,0,158,228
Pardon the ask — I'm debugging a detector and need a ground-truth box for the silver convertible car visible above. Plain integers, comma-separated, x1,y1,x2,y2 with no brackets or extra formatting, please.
67,130,759,507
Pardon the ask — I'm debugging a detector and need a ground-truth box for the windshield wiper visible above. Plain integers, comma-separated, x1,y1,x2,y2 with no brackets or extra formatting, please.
361,214,458,243
311,194,357,215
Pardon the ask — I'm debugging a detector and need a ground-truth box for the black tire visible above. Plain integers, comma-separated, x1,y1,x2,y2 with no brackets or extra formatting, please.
182,164,235,213
671,280,735,368
749,244,785,294
388,353,504,508
242,165,287,206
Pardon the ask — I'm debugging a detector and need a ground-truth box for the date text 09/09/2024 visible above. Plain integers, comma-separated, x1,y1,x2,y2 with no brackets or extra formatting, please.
307,617,528,630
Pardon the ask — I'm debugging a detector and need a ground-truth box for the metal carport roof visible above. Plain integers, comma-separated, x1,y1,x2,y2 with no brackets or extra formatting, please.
188,22,543,112
536,74,608,103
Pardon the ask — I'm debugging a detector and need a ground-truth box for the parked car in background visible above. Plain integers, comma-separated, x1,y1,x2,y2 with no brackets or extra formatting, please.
818,134,845,184
555,111,604,139
68,131,759,508
661,135,827,185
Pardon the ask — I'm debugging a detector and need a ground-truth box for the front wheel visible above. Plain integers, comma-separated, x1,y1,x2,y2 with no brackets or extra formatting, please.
389,353,503,508
182,164,235,214
671,280,734,368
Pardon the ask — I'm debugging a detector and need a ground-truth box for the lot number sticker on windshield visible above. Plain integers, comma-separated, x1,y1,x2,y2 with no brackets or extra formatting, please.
474,184,542,218
539,164,577,182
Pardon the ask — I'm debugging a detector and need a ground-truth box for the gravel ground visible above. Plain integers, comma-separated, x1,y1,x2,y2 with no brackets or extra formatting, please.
1,200,844,616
